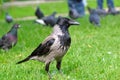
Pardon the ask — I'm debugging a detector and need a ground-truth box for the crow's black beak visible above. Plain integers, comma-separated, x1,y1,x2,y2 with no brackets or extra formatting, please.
69,20,80,25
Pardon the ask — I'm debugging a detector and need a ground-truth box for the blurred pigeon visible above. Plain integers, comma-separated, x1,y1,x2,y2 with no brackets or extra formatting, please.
35,12,57,27
17,17,79,79
87,7,100,26
35,6,44,19
95,9,108,16
0,24,20,51
5,12,13,23
69,4,80,19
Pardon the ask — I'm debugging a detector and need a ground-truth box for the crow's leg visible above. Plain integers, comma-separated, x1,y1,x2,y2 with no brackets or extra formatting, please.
45,62,50,72
45,61,51,80
56,60,63,74
56,60,61,71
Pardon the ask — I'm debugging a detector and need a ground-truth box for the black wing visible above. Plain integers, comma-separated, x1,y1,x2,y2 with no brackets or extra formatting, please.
0,33,7,48
0,34,14,49
30,38,55,57
16,37,55,64
0,35,8,47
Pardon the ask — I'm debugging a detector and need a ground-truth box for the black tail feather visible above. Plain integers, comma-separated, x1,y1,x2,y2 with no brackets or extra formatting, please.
0,39,3,48
16,57,30,64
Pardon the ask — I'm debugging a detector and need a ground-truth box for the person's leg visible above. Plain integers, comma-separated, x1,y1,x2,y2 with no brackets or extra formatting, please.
68,0,85,18
107,0,120,15
107,0,114,8
68,0,75,8
97,0,103,9
76,1,85,17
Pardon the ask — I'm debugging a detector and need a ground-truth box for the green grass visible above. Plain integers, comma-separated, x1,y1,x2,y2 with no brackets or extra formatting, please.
0,1,120,80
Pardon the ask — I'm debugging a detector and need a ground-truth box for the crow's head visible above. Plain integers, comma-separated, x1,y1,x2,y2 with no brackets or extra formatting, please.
56,16,79,28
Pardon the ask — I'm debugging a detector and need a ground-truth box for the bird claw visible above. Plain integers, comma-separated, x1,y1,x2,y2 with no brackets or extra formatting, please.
59,70,63,75
48,72,52,80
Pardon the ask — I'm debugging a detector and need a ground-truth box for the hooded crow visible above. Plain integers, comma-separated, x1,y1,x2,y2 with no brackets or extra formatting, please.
87,7,100,26
17,17,79,78
35,6,44,19
0,24,20,51
5,12,13,23
35,12,57,27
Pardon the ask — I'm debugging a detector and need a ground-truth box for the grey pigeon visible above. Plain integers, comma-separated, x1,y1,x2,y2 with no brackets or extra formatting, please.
17,17,79,79
87,7,100,26
35,6,44,19
69,5,80,19
95,9,108,16
5,12,13,23
35,12,57,27
0,24,20,51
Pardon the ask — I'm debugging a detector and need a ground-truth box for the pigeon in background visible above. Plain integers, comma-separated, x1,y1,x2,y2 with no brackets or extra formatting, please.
69,5,80,19
87,7,100,26
35,6,44,19
0,24,20,51
17,17,79,79
95,9,108,16
35,12,57,27
5,12,13,23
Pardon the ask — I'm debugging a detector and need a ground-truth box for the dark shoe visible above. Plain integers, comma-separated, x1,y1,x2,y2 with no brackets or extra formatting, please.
108,8,120,15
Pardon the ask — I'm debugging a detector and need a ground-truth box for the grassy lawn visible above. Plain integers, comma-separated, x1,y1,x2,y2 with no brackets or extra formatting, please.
0,1,120,80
